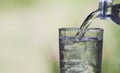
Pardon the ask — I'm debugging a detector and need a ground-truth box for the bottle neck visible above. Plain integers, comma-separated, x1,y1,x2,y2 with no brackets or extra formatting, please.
99,0,113,19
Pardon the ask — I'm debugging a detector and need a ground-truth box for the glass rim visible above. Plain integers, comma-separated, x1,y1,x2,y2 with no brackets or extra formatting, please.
59,28,104,31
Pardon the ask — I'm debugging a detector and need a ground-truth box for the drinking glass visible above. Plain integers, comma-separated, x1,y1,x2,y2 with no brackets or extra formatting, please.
59,28,103,73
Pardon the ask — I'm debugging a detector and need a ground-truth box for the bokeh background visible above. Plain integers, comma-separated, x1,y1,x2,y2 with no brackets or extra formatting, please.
0,0,120,73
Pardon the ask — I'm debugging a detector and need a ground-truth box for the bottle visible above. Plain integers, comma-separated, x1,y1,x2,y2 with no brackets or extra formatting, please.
99,0,120,25
111,4,120,24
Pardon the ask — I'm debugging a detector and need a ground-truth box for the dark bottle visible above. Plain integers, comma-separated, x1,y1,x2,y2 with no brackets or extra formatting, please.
99,0,120,25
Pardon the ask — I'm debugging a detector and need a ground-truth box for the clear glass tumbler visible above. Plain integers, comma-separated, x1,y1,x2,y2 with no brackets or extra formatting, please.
59,28,103,73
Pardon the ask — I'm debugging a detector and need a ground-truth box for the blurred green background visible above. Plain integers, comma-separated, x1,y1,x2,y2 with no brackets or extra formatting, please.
0,0,120,73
